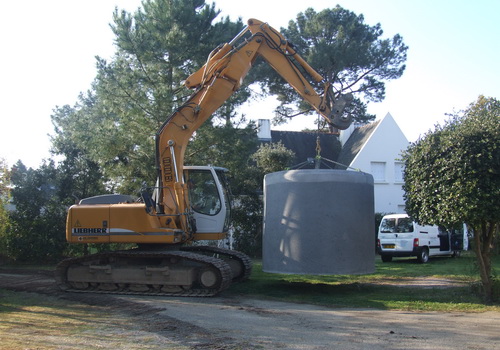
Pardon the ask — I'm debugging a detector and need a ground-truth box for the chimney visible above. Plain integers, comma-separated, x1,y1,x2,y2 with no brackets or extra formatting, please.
339,123,355,147
257,119,272,141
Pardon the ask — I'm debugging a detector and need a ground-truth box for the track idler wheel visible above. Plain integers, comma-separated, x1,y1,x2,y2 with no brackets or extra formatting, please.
198,267,222,289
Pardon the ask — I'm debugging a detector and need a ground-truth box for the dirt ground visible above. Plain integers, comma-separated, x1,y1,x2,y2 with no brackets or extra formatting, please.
1,269,499,350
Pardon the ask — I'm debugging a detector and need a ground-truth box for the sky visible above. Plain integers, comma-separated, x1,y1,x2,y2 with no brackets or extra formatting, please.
1,0,499,169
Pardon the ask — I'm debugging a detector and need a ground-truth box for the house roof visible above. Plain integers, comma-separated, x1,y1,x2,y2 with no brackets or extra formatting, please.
269,130,341,169
335,121,380,169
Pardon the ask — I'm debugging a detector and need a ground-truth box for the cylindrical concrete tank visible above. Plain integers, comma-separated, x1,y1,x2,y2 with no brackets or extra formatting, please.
263,169,375,275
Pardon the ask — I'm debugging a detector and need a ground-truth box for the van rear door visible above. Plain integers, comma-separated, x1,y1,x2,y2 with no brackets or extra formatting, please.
379,216,415,252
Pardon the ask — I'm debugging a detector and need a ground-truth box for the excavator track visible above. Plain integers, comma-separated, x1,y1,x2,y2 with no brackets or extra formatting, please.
181,246,252,282
55,249,233,297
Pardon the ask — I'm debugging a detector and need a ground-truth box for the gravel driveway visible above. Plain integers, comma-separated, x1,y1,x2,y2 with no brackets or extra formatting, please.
122,294,500,349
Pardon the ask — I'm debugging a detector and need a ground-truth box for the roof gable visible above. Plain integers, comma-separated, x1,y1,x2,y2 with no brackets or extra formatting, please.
343,113,409,169
335,121,380,169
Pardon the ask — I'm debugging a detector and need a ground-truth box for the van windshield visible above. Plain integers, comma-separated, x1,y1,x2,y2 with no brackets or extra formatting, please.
380,217,414,233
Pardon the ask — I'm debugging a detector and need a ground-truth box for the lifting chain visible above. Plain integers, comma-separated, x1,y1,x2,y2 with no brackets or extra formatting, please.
315,135,322,158
315,136,322,169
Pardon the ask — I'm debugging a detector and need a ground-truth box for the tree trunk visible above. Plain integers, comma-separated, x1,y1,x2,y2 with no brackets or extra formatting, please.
471,222,495,303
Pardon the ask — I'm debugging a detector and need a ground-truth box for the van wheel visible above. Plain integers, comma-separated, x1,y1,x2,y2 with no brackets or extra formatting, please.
381,255,392,262
417,248,429,263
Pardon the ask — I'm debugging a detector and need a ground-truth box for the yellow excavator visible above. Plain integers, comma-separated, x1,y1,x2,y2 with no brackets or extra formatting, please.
56,19,353,296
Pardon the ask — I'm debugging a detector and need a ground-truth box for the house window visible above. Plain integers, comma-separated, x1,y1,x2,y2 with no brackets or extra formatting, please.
394,162,405,183
370,162,386,182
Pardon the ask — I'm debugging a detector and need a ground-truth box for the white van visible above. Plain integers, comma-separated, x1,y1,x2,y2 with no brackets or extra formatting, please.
377,214,463,263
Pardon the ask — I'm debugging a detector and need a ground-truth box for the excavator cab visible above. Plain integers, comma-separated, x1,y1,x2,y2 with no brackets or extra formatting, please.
184,166,232,236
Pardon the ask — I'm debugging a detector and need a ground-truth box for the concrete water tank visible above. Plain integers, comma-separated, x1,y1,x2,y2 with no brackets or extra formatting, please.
263,169,375,275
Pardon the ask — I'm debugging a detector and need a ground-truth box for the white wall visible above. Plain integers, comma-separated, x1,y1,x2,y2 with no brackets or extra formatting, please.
349,113,409,214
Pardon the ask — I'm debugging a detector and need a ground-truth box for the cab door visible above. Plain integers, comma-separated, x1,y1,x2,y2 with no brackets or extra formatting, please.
184,166,231,236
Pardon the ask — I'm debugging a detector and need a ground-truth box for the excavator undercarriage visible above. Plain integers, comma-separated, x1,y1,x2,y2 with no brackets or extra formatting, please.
56,246,252,297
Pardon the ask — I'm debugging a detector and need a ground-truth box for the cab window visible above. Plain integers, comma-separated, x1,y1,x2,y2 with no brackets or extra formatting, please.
185,170,221,216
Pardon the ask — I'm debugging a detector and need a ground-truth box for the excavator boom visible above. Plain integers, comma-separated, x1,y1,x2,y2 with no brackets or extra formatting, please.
155,18,352,222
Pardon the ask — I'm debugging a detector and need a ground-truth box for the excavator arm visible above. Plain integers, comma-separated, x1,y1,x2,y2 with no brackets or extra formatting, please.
155,19,353,229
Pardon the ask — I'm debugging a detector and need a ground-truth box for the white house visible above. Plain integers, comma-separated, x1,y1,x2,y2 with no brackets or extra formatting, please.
337,113,409,213
257,113,409,214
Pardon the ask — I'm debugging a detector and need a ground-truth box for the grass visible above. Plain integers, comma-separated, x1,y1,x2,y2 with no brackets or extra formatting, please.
227,252,500,312
1,252,498,316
